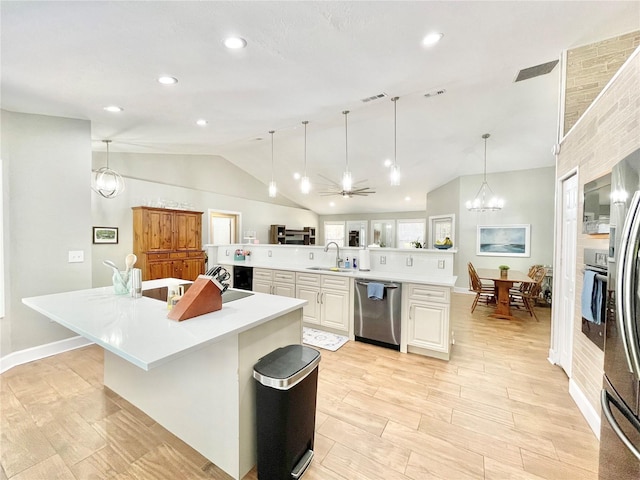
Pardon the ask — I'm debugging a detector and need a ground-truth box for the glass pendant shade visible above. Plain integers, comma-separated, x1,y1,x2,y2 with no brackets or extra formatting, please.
91,140,125,199
300,175,311,194
342,171,352,192
466,133,503,212
268,130,276,198
390,164,400,186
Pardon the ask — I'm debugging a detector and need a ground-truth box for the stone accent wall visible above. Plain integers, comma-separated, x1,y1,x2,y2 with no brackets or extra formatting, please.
556,48,640,417
564,30,640,135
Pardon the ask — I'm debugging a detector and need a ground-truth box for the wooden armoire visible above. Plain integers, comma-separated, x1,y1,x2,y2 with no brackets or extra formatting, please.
132,206,206,281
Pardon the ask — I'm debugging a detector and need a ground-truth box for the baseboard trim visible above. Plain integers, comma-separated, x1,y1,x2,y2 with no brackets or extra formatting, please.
569,378,601,439
0,336,94,374
454,286,472,294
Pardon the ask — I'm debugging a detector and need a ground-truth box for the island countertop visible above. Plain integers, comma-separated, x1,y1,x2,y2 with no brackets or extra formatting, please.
22,278,307,371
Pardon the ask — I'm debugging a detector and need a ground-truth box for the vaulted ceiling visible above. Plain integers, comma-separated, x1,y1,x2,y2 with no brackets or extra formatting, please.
2,1,639,214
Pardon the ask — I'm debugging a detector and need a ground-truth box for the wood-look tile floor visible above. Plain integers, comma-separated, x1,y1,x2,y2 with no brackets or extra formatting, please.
1,293,599,479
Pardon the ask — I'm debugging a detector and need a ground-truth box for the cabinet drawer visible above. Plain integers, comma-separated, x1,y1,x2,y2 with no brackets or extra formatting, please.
147,253,169,260
321,275,350,291
407,284,450,303
169,252,188,259
253,268,273,281
188,251,205,258
272,270,295,284
296,272,321,287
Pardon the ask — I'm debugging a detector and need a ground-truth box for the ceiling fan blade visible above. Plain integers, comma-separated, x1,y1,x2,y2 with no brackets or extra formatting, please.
317,174,340,188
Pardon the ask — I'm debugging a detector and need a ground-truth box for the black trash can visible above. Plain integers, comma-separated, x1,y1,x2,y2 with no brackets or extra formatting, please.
253,344,321,480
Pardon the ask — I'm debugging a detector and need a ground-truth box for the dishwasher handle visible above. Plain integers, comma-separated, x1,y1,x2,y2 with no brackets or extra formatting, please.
356,281,399,289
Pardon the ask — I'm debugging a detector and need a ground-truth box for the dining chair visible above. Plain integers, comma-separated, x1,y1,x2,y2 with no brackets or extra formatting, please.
468,262,495,313
510,266,547,320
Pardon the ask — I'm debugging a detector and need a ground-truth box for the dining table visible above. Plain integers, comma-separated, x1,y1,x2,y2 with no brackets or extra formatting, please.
477,268,535,320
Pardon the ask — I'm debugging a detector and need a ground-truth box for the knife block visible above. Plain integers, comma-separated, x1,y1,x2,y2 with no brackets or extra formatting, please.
167,275,223,321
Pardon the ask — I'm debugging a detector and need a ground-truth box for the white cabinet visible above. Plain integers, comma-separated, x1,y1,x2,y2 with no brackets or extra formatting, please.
404,283,451,360
295,272,351,333
252,268,296,298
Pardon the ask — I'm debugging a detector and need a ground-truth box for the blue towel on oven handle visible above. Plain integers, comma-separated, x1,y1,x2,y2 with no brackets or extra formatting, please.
367,282,384,300
581,271,598,323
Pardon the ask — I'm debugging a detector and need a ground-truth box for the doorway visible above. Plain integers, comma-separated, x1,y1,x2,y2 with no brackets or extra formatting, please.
208,210,241,244
552,170,578,376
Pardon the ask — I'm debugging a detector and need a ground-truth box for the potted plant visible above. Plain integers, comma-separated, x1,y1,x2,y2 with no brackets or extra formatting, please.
499,265,510,278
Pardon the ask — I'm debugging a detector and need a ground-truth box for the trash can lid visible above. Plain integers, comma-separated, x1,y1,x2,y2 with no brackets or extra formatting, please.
253,345,321,390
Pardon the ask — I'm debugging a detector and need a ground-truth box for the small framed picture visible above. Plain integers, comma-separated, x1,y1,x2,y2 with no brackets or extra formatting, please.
93,226,118,244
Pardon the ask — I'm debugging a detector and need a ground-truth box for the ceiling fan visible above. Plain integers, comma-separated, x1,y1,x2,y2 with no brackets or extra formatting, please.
317,174,376,197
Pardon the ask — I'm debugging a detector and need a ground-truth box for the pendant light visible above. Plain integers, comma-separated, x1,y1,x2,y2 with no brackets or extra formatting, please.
300,121,311,194
465,133,504,211
342,110,352,192
268,130,277,198
390,96,400,186
91,140,125,198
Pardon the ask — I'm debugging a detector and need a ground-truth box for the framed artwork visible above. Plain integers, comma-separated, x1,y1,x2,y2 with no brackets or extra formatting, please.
477,224,530,257
93,226,118,244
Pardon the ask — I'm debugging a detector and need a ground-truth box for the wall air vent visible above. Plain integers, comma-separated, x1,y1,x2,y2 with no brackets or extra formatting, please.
424,88,446,98
361,92,388,103
515,60,559,82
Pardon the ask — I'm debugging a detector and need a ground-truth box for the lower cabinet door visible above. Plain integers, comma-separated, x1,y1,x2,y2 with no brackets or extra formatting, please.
408,301,449,352
320,288,349,331
296,285,321,325
182,258,204,281
253,279,272,295
148,260,174,280
273,282,295,298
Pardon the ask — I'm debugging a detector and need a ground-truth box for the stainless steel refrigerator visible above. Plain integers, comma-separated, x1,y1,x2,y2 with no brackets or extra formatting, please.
600,147,640,478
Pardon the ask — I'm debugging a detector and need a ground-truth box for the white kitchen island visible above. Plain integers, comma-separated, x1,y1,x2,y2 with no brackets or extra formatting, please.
22,278,306,480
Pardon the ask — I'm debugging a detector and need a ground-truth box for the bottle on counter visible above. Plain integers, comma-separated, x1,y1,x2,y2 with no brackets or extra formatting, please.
353,257,357,269
344,257,351,269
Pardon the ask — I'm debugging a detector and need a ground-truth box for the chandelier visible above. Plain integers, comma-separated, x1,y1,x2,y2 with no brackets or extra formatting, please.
465,133,504,212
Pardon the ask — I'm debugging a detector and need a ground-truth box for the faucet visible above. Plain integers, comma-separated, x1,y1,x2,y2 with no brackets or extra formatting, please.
324,242,343,268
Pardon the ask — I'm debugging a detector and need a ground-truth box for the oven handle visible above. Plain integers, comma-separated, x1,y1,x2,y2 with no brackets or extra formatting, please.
356,281,399,289
601,389,640,460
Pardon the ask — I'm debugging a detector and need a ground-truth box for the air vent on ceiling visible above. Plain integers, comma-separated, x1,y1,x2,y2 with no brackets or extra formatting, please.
514,60,559,82
361,92,388,103
424,88,446,98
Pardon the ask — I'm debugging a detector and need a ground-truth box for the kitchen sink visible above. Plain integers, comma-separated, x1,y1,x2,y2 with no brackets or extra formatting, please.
306,266,353,272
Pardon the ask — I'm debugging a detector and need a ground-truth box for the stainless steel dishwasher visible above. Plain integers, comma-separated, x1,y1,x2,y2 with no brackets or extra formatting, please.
354,279,402,350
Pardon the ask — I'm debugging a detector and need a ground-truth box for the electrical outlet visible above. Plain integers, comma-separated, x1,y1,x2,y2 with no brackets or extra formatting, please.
406,256,413,267
380,255,386,265
68,250,84,263
268,250,272,257
438,260,445,269
309,252,314,260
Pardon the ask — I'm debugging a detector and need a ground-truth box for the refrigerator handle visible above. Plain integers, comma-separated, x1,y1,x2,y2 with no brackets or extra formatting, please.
616,191,640,375
601,389,640,460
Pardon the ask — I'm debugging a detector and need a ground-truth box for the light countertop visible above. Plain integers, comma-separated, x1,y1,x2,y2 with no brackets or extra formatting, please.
220,260,457,287
22,278,306,371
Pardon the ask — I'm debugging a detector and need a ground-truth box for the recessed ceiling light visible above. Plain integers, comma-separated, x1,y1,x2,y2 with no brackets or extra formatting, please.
405,196,411,201
293,172,301,180
422,32,443,47
103,105,123,113
158,76,178,85
224,36,247,49
196,119,208,126
384,159,392,167
329,202,335,207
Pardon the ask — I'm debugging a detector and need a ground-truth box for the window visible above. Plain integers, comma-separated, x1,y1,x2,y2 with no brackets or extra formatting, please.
429,214,455,248
324,221,345,246
396,219,426,248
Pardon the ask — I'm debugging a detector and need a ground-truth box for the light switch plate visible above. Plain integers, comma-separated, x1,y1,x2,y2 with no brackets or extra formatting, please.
380,256,386,265
68,250,84,263
406,257,413,267
225,250,230,256
309,252,314,260
438,260,445,269
268,250,272,257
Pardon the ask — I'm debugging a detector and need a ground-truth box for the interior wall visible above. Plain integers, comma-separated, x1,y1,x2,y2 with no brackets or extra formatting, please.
556,48,640,418
1,110,93,355
427,166,556,288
